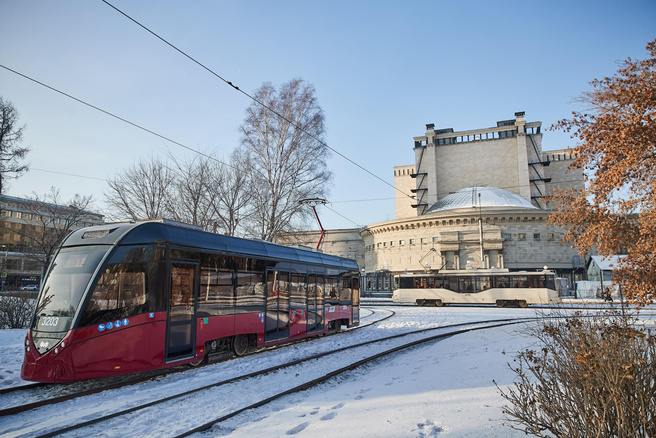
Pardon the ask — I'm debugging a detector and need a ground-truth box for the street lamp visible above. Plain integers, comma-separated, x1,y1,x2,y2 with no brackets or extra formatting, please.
0,245,7,291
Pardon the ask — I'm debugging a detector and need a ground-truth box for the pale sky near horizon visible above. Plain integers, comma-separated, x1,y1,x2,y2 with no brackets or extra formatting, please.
1,0,654,228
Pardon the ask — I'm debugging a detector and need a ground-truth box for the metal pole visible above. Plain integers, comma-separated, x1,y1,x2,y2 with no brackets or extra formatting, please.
311,205,325,250
478,193,484,268
299,198,327,250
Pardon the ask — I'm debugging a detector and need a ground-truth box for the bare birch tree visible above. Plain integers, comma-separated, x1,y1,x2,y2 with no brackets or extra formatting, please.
167,155,215,229
0,97,30,195
206,150,253,236
241,79,331,241
105,157,175,221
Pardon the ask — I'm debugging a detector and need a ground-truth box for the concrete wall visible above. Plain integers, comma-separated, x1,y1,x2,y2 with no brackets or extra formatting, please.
543,148,585,209
393,164,416,219
362,207,579,274
277,228,365,268
412,113,547,210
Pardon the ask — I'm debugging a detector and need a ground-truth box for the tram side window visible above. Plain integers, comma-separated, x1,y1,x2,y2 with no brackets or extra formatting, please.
325,277,338,302
493,276,507,288
478,276,491,291
351,277,360,306
339,277,351,302
290,274,306,308
80,246,155,326
511,276,529,288
199,268,233,315
459,277,474,293
235,270,265,312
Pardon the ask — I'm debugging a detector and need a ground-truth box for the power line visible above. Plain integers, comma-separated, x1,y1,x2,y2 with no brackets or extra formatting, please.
31,167,110,182
322,204,362,228
99,0,414,200
0,63,236,173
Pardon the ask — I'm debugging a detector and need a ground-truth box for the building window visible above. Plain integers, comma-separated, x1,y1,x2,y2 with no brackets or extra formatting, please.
547,232,555,241
399,240,405,246
533,233,541,241
518,233,526,241
502,233,512,241
390,241,394,247
409,239,415,245
432,236,439,243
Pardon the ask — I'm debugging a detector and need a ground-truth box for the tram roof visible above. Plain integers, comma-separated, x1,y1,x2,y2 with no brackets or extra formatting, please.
62,220,359,270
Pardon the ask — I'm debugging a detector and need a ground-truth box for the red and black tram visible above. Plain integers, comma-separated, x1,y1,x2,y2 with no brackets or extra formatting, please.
22,220,360,383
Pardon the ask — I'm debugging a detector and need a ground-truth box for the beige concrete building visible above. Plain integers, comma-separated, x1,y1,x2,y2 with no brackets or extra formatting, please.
398,112,580,216
285,113,586,294
277,228,365,269
393,164,416,219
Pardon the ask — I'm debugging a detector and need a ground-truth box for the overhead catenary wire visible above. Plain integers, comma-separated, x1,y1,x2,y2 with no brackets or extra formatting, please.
0,64,239,174
30,167,110,183
322,204,362,228
0,64,368,227
99,0,414,200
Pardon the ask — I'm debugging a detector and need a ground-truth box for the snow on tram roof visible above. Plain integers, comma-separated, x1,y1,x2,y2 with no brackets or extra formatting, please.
62,219,359,270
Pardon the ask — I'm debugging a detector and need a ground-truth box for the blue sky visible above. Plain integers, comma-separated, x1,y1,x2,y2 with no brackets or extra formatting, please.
1,0,654,228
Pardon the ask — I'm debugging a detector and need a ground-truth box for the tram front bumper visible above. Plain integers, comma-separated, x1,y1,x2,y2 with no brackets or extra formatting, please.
21,332,74,383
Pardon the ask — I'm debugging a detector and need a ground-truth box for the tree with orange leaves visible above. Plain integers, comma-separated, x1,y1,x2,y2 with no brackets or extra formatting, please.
550,39,656,304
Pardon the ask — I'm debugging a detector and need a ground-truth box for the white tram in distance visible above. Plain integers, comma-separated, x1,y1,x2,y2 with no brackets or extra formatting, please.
392,270,560,307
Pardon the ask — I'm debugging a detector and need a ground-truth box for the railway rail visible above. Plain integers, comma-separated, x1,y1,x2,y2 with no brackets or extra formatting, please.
8,308,647,437
0,308,396,416
173,319,526,438
17,316,530,437
362,301,655,311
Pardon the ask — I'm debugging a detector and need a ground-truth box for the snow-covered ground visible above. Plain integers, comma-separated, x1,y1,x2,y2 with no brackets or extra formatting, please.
221,324,535,438
0,306,653,437
0,329,26,389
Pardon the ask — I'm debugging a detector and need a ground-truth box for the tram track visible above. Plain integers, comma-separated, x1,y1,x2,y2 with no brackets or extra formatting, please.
0,383,43,396
23,316,531,438
173,319,527,438
362,302,656,312
0,307,395,416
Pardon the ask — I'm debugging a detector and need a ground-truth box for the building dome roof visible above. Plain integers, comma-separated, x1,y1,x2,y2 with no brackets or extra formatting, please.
426,186,538,213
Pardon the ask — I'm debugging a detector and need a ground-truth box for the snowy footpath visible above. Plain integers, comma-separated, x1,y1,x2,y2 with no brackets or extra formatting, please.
214,324,534,438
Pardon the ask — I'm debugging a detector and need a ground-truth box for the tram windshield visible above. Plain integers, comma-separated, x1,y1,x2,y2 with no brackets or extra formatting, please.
32,245,109,333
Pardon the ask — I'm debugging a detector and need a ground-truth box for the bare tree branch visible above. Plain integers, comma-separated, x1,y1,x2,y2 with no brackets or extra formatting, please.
240,79,331,241
0,97,30,195
105,158,175,221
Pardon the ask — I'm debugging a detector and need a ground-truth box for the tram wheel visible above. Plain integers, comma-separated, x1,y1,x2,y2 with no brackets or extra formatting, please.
233,334,251,357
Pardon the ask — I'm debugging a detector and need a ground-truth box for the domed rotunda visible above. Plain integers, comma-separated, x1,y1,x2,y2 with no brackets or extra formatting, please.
362,185,577,280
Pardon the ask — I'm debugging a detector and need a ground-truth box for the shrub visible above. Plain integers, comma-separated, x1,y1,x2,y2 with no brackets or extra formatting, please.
0,295,34,329
499,313,656,437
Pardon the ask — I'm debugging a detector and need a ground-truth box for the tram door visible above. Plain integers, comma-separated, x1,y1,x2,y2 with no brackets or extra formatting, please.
265,271,290,341
307,275,324,332
166,262,198,361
